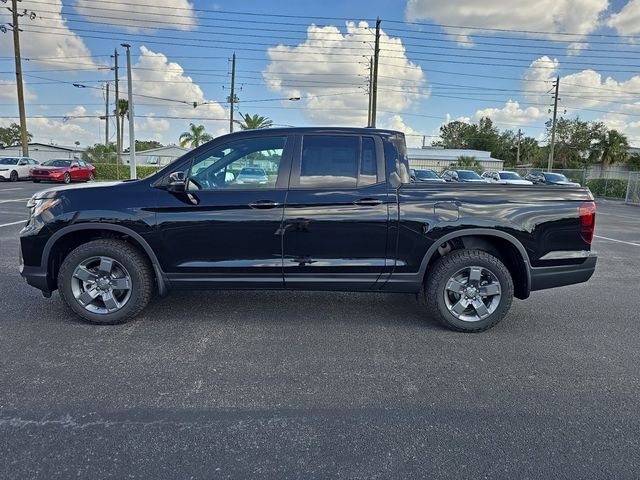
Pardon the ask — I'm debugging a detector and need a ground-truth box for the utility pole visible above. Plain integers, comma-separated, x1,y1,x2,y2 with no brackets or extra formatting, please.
229,52,236,133
370,17,381,128
547,76,560,172
121,43,136,179
10,0,29,156
516,128,521,165
366,57,373,127
113,49,121,176
104,82,109,145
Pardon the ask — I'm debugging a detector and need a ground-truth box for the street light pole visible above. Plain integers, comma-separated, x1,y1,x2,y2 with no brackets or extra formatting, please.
121,43,136,179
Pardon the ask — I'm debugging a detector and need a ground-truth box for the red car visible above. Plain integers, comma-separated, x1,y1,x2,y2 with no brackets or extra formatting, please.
30,159,96,184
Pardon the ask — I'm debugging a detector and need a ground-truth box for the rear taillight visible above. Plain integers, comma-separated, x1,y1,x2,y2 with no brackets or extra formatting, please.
579,201,596,244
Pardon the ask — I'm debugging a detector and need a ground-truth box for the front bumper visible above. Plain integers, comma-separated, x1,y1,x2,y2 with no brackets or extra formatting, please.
530,253,597,291
19,263,53,297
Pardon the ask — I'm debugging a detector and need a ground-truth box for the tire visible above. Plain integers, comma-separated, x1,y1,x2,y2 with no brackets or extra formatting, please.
88,172,95,182
57,239,154,325
9,170,18,182
423,249,514,333
63,172,71,184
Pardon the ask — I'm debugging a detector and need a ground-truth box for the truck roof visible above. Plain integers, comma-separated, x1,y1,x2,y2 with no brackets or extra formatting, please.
224,127,404,137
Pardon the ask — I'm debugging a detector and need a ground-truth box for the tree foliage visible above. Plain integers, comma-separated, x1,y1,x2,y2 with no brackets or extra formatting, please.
455,155,482,171
0,123,32,148
236,113,273,130
179,123,213,148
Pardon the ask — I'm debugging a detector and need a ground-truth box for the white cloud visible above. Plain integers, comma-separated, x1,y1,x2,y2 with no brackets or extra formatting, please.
263,21,427,126
607,0,640,35
129,46,228,144
473,100,545,125
0,115,97,147
379,114,423,147
523,55,640,112
0,80,37,101
405,0,608,46
597,112,640,145
0,0,95,69
74,0,197,31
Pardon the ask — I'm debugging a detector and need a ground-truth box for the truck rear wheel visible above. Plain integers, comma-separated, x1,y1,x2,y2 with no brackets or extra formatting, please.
57,239,154,325
423,249,513,332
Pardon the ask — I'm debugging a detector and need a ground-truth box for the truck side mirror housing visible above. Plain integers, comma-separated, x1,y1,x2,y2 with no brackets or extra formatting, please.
389,171,402,189
167,171,187,193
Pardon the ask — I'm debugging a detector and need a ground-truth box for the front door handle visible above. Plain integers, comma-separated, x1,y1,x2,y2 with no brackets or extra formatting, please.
249,200,280,209
353,198,383,206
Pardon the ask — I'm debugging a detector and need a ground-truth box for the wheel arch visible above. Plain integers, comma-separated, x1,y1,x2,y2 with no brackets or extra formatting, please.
420,229,531,299
42,223,168,296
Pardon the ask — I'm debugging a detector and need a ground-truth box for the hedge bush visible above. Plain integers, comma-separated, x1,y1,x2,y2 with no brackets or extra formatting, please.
94,163,161,181
586,178,628,199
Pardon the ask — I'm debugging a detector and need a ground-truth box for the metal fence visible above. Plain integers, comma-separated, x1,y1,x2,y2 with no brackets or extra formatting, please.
626,172,640,206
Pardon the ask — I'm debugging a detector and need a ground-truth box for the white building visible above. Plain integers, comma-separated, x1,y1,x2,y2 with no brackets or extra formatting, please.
121,145,190,166
0,143,84,163
408,146,504,172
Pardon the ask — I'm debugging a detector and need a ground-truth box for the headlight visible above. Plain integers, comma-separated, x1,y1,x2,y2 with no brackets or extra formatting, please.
27,198,60,217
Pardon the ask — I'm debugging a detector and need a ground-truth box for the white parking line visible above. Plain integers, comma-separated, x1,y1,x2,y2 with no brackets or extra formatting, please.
0,220,25,228
594,235,640,247
0,188,24,192
0,198,29,204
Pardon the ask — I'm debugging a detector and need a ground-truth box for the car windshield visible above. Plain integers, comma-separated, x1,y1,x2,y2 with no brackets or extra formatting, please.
500,172,523,180
458,170,483,180
415,170,439,179
42,160,72,167
239,167,266,176
545,173,569,182
0,158,19,165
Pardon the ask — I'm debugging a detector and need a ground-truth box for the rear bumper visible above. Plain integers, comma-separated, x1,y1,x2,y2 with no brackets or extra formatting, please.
529,253,597,291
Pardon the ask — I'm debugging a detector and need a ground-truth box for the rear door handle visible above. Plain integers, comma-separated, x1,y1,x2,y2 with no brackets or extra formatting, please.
353,198,383,206
249,200,280,209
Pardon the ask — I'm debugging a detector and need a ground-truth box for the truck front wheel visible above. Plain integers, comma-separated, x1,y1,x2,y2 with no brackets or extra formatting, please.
57,239,154,325
423,249,514,332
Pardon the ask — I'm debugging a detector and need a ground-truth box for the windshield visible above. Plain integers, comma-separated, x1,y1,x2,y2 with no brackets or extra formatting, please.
500,172,523,180
0,158,19,165
42,160,72,167
545,173,569,182
415,170,439,180
458,170,483,180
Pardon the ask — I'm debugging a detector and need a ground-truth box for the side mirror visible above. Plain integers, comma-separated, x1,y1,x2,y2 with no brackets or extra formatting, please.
167,171,186,193
389,171,402,189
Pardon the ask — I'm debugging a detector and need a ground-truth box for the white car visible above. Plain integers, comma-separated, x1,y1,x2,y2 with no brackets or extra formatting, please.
0,157,40,182
482,170,533,185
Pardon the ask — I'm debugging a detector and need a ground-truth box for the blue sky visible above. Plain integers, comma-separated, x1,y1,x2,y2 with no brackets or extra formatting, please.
1,0,639,148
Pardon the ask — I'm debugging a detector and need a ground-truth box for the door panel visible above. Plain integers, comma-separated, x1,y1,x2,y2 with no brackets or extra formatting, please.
282,134,390,290
154,134,292,288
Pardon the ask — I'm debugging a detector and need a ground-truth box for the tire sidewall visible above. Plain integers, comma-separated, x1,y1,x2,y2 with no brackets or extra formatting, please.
63,173,71,184
429,251,513,332
58,242,149,324
10,170,18,182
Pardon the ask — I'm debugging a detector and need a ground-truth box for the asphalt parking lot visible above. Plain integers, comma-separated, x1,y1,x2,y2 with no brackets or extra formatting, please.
0,181,639,479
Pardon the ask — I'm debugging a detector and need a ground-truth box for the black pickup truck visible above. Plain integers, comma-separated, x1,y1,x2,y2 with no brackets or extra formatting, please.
19,128,597,332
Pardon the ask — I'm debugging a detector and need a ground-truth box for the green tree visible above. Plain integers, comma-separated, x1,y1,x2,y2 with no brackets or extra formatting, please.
0,123,32,148
179,123,213,148
236,113,273,130
116,99,129,152
545,117,606,168
134,140,163,152
593,129,629,166
83,143,116,163
455,155,482,171
433,120,474,148
628,153,640,170
519,137,540,164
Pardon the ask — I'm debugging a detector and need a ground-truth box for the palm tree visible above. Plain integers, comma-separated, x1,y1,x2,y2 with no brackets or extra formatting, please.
236,113,273,130
116,99,129,154
596,129,629,166
455,155,482,172
179,123,213,148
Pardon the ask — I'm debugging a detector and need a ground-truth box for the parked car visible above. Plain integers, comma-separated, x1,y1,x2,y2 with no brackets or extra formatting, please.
441,169,486,183
235,167,269,185
0,157,39,181
412,169,446,183
19,127,597,333
30,159,96,184
482,171,533,185
525,171,580,186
